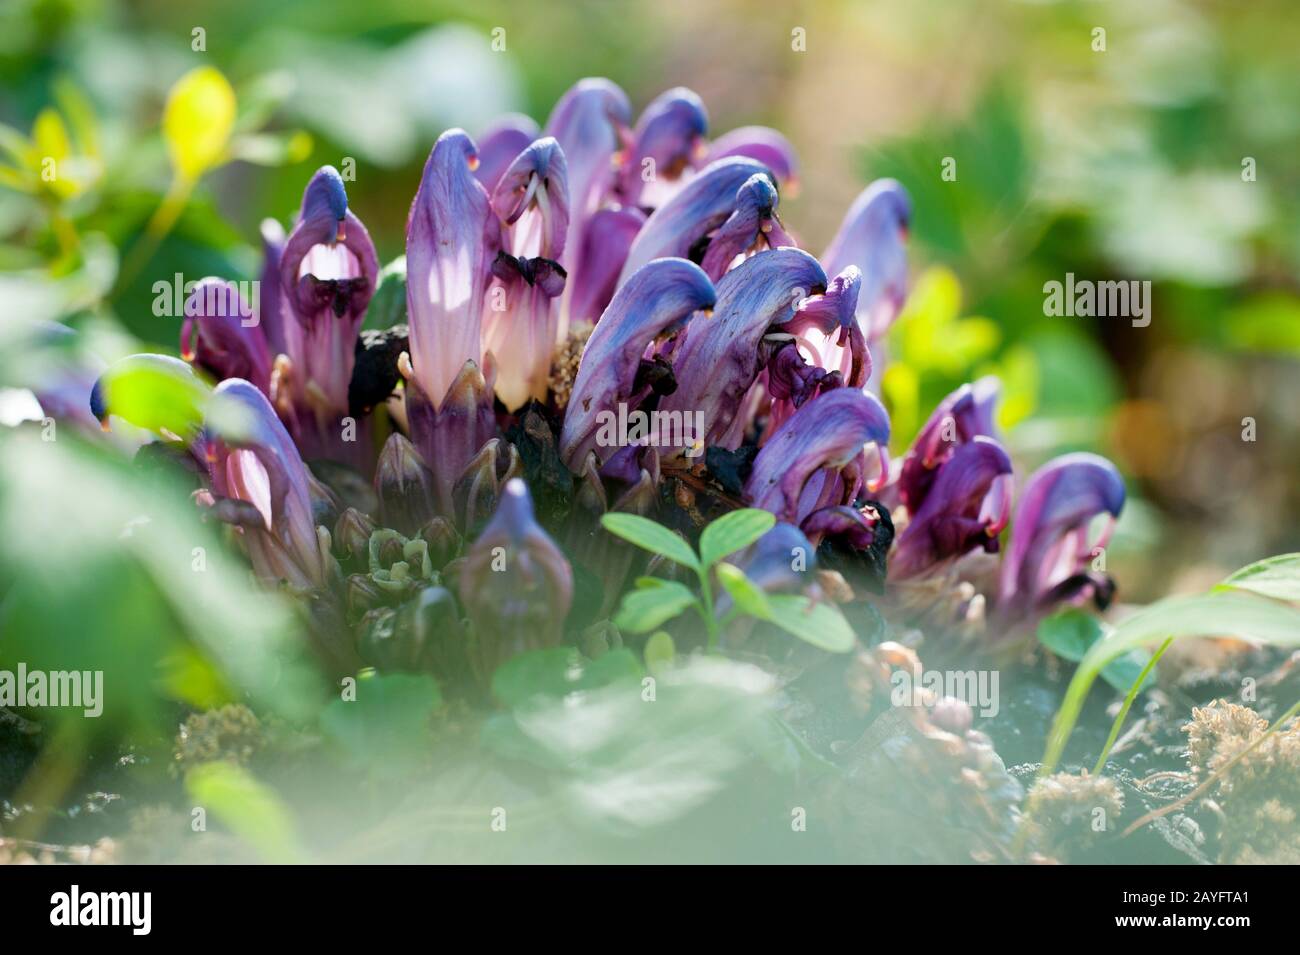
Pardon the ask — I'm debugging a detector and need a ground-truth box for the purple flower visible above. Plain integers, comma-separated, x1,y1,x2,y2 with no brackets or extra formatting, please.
896,376,1001,513
482,136,571,410
616,156,778,286
460,478,573,675
745,387,891,525
889,436,1013,581
619,86,709,206
821,178,911,342
998,453,1125,619
661,248,828,451
275,166,379,462
203,379,337,590
543,78,632,301
404,130,499,414
558,258,716,471
181,278,273,399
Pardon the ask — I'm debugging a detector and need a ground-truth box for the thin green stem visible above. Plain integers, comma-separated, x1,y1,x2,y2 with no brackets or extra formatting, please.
696,565,717,650
1091,637,1172,776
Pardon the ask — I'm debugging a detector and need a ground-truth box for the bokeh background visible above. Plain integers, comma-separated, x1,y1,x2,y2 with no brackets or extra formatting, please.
3,0,1299,604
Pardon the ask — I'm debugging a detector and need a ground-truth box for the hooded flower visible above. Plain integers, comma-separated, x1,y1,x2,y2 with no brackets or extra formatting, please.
558,257,716,472
745,387,891,526
459,478,573,677
618,86,709,207
896,376,1001,512
181,278,273,398
822,178,911,343
543,78,632,314
998,453,1126,620
889,436,1013,581
203,379,338,590
274,166,379,462
705,125,799,192
403,130,501,512
616,156,779,286
481,136,570,410
405,130,499,414
660,248,827,451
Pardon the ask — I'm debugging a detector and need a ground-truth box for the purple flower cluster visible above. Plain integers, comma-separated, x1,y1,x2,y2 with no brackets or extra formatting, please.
94,77,1126,663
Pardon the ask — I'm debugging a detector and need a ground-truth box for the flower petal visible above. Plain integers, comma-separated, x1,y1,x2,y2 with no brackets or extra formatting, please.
405,130,500,410
998,452,1126,615
745,387,891,523
821,178,911,341
473,113,541,194
616,156,773,287
660,248,827,451
566,206,646,326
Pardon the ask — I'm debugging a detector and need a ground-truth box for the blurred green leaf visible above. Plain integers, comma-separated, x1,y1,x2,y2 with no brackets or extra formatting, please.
320,671,441,771
163,66,237,182
94,353,211,438
185,761,305,863
1216,553,1300,602
698,508,774,568
0,429,318,736
765,595,856,653
599,513,699,571
714,562,772,619
612,579,698,634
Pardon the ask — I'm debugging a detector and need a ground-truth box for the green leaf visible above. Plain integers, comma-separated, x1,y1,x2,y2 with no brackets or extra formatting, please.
363,256,408,330
600,513,699,571
698,508,775,568
491,647,644,707
1217,553,1300,602
1041,590,1300,775
163,66,237,181
715,562,772,619
184,761,305,863
613,579,699,633
1037,608,1151,692
95,353,211,439
765,595,857,652
1036,608,1102,661
643,631,676,672
320,672,441,772
0,429,316,735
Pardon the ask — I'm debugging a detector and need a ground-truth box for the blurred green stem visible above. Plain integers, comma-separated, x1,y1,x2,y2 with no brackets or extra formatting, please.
114,174,194,295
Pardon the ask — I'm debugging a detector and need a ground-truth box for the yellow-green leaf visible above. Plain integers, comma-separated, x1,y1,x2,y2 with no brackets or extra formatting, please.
163,66,237,181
